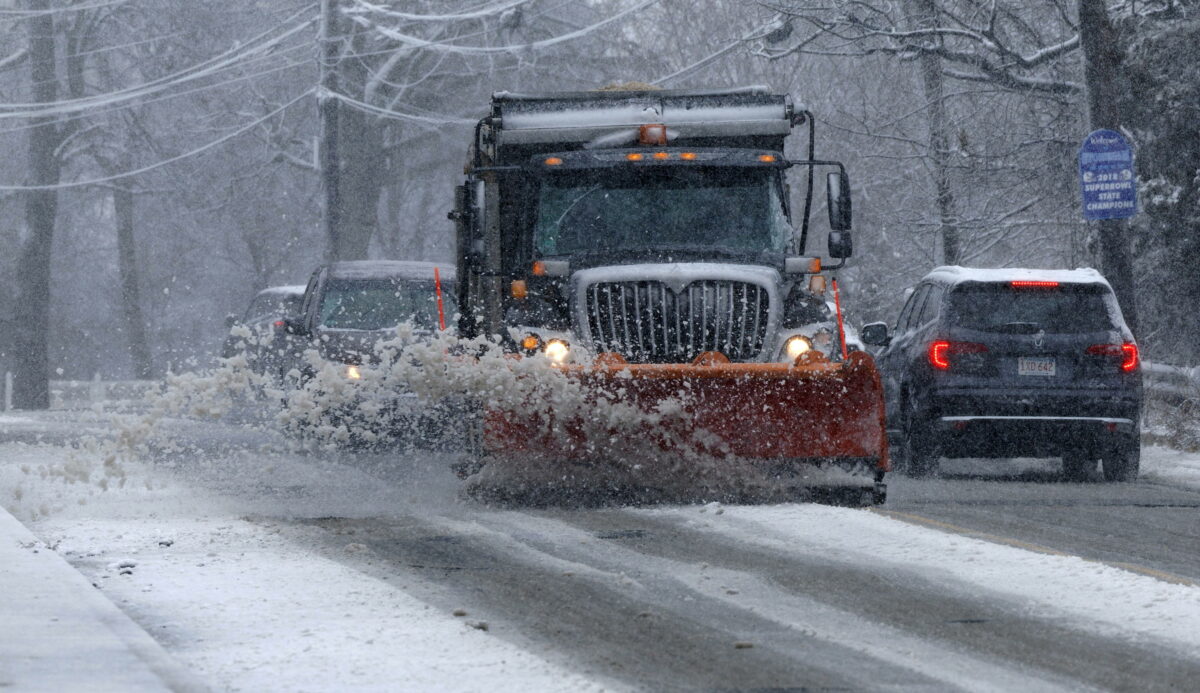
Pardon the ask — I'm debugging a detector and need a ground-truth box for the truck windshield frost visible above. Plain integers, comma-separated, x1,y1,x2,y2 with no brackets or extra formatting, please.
534,167,791,257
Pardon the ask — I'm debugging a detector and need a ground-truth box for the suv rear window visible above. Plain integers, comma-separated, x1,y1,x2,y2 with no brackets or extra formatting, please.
947,283,1116,334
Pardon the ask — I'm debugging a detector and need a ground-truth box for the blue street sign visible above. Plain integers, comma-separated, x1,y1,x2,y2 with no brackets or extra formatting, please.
1079,129,1137,221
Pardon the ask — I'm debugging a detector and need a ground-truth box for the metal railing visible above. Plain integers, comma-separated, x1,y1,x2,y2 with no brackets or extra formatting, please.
2,373,160,412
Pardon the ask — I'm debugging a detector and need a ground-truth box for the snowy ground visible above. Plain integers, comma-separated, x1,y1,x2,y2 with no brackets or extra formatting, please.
4,408,1200,690
1141,445,1200,488
2,435,612,692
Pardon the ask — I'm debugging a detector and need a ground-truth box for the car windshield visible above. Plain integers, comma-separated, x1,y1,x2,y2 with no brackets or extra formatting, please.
533,166,791,258
948,284,1117,333
318,278,456,331
245,293,302,322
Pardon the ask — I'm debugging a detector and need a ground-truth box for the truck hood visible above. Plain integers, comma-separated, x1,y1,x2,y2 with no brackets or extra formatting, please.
570,262,782,294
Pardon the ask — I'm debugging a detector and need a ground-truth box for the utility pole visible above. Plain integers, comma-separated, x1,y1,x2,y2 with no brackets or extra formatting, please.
903,0,960,265
319,0,343,261
1078,0,1138,337
13,0,61,409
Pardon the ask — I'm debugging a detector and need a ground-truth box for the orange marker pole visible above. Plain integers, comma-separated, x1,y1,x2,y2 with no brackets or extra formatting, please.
832,277,849,361
434,267,446,331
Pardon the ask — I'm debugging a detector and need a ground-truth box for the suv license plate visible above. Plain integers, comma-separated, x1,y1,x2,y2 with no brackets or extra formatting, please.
1018,357,1056,377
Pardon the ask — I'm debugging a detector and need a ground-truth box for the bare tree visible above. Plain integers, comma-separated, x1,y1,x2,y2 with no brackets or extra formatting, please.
13,0,66,408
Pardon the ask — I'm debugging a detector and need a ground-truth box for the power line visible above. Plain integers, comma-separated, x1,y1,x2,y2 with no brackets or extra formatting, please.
346,0,532,23
6,30,316,115
0,56,312,136
0,88,312,191
362,0,656,55
331,90,474,125
0,0,130,19
338,0,577,62
0,3,317,117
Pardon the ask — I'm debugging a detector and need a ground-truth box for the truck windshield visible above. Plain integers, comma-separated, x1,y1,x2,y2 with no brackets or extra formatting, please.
318,279,456,331
534,167,791,257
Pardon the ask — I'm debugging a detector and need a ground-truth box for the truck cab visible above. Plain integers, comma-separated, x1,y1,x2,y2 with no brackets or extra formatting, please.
451,87,854,366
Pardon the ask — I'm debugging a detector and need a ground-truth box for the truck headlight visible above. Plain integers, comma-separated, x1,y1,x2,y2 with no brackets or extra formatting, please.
544,339,570,363
345,364,362,380
784,335,812,360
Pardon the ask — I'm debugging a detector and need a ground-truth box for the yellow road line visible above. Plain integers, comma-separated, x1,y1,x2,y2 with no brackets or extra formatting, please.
871,508,1197,587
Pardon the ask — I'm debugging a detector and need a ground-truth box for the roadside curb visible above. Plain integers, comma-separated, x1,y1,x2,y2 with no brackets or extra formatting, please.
0,505,209,692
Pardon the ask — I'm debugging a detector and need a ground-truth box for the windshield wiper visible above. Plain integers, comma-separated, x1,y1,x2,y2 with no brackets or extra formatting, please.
983,321,1042,334
553,184,604,228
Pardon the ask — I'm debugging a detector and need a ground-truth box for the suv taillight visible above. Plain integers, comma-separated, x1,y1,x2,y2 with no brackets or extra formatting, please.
929,340,988,370
1086,342,1138,372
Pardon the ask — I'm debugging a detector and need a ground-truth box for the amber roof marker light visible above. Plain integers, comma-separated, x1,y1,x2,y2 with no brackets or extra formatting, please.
638,123,667,145
625,152,644,161
544,156,563,166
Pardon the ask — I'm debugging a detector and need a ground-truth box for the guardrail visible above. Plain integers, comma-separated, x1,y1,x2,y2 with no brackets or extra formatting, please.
2,373,160,412
1143,361,1200,403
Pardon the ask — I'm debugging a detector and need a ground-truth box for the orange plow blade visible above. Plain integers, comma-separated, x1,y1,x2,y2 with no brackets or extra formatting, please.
481,350,889,499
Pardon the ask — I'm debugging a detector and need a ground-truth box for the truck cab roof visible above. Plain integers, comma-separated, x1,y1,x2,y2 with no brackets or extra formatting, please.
480,86,797,158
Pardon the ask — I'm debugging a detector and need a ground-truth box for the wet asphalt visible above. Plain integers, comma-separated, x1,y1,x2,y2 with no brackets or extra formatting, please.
6,413,1200,691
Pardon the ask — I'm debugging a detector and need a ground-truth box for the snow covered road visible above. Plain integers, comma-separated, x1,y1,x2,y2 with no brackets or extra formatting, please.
4,411,1200,691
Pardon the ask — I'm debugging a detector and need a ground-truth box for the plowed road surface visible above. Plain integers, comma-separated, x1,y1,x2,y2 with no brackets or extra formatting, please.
6,413,1200,692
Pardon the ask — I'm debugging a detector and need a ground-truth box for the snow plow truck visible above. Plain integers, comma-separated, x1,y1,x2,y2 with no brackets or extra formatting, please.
451,86,888,504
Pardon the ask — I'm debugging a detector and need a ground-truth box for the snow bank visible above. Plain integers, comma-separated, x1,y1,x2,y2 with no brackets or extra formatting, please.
34,515,608,693
1141,445,1200,489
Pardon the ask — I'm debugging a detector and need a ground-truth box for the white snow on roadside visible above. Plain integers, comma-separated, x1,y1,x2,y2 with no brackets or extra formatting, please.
1141,445,1200,489
0,442,151,523
38,515,607,693
1,441,610,693
664,504,1200,652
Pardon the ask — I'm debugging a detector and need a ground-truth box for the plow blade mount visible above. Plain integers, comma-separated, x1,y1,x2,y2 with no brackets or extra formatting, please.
484,350,889,473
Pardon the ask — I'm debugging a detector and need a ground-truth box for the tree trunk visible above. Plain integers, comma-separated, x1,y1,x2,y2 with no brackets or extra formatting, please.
333,29,385,261
319,0,345,260
904,0,961,265
1077,0,1138,337
12,0,60,409
336,95,385,260
113,186,153,379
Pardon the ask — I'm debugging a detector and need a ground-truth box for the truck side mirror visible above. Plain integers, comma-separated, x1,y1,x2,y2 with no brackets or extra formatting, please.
860,321,890,347
826,170,853,259
283,317,309,337
827,170,851,231
827,231,852,259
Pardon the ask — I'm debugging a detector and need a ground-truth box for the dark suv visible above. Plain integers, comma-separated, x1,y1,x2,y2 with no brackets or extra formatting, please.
861,267,1141,481
221,285,306,382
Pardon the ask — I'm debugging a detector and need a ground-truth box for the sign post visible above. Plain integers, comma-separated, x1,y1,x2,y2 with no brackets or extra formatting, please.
1079,129,1137,221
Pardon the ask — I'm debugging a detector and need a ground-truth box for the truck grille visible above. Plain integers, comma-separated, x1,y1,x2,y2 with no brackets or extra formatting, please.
584,280,770,362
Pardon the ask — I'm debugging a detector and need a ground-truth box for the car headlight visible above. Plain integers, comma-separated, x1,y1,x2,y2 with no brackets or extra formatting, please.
345,364,362,380
784,335,813,360
544,339,570,363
